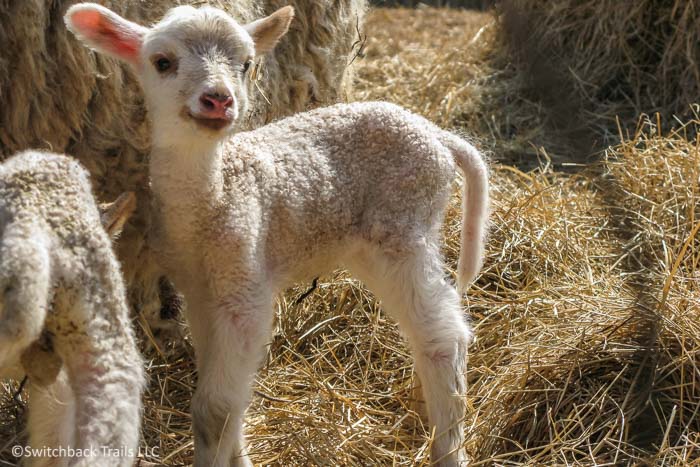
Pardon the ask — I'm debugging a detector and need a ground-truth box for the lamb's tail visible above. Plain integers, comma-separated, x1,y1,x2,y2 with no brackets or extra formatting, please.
440,131,489,293
0,227,51,368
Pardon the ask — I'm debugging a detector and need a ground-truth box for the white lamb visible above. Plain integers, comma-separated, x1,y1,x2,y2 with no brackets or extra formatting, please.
66,4,489,466
0,151,144,467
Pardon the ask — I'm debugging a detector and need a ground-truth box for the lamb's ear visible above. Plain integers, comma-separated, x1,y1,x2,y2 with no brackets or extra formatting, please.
99,192,137,239
64,3,147,68
245,6,294,55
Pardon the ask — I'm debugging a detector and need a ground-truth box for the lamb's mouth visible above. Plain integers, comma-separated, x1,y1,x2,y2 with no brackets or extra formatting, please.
186,112,233,131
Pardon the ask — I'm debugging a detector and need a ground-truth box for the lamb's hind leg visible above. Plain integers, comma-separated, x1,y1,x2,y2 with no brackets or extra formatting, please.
0,226,51,369
188,287,274,467
54,292,144,467
346,241,471,466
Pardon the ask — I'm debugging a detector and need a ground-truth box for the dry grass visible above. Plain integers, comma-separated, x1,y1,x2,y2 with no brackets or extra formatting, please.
499,0,700,154
2,6,700,466
352,7,490,128
461,114,700,464
352,7,554,168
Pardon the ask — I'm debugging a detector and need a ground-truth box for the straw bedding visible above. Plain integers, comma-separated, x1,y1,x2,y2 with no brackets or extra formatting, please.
462,115,700,464
498,0,700,152
2,5,699,466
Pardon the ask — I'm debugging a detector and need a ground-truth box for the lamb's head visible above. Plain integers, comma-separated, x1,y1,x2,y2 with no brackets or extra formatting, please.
65,3,294,143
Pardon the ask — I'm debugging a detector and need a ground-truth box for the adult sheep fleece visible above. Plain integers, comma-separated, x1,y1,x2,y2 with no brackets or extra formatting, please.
0,0,367,329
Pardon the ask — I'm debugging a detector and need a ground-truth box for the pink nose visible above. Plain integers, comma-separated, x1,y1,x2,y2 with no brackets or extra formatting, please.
199,92,233,117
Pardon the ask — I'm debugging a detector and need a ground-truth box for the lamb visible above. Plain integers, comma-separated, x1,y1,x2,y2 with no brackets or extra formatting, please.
17,191,137,388
0,151,144,467
0,0,366,338
66,4,489,466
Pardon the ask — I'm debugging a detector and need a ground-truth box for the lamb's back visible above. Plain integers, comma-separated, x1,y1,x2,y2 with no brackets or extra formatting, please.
0,151,102,243
223,102,457,278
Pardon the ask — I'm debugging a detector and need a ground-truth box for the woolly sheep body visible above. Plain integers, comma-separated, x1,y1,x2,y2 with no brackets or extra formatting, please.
0,151,144,467
0,0,366,334
155,102,486,291
149,102,488,466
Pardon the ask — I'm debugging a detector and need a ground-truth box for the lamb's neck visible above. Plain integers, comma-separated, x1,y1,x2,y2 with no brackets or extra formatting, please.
149,137,226,206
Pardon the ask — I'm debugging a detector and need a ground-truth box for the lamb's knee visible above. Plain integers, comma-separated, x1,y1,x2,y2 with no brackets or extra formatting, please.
426,347,458,367
423,332,468,369
418,310,471,362
417,323,470,398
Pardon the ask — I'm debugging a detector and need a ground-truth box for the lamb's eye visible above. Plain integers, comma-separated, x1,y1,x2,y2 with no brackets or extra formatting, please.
242,60,252,73
155,57,172,73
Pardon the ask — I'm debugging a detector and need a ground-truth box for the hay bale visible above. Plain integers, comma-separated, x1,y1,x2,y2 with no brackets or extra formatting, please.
462,115,700,464
351,7,556,168
599,116,700,463
353,7,492,128
498,0,700,151
0,0,366,332
370,0,494,8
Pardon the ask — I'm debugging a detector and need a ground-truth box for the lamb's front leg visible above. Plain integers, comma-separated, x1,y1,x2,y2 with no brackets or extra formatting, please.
187,287,274,467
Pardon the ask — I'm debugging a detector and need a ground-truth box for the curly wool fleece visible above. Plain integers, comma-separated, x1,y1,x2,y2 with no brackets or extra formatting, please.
0,151,144,467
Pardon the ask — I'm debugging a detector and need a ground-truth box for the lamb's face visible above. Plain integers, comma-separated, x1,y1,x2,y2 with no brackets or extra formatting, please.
65,3,294,143
140,7,255,139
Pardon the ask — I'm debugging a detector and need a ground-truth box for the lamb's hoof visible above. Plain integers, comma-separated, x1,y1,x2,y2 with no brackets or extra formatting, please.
433,447,469,467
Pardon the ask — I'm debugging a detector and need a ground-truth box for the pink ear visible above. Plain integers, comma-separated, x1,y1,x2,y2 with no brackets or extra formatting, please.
65,3,147,67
